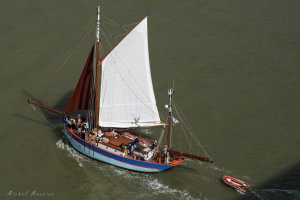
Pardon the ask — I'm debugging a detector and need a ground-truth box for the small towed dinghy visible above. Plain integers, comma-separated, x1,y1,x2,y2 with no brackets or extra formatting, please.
223,175,251,193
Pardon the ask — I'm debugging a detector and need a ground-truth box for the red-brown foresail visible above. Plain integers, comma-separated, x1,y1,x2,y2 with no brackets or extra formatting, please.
65,45,95,113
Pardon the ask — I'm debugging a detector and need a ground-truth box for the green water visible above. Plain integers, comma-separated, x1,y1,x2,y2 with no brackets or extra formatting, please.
1,0,300,199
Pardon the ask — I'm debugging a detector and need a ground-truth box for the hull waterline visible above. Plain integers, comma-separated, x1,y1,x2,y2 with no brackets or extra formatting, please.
64,127,183,173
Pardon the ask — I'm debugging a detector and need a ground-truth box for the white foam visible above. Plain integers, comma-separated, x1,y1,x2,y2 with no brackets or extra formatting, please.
141,178,194,199
56,139,85,167
56,139,206,199
111,168,202,200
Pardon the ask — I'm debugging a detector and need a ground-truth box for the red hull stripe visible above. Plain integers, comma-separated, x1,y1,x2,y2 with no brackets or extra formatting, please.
66,127,173,171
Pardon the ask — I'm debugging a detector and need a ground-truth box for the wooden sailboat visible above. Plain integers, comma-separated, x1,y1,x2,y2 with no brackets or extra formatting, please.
28,6,212,172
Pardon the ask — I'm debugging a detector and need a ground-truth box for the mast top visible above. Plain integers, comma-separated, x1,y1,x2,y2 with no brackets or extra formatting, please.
96,6,100,42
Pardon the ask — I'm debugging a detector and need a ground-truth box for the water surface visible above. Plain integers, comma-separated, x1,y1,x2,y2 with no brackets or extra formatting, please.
0,0,300,199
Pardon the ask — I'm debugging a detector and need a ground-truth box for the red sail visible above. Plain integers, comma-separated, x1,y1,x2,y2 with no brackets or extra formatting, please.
65,45,95,113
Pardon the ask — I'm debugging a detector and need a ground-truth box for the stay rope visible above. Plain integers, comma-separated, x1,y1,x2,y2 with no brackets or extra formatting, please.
30,16,96,100
172,98,211,158
101,14,138,32
29,104,56,128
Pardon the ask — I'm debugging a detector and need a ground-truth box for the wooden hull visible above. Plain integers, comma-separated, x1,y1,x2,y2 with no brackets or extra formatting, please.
63,126,184,172
223,175,250,193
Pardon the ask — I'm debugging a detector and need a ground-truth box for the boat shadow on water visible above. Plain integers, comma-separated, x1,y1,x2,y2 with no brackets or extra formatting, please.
22,89,73,139
233,161,300,200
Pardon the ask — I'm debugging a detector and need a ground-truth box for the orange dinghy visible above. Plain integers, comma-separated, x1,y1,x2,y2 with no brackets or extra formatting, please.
223,175,251,193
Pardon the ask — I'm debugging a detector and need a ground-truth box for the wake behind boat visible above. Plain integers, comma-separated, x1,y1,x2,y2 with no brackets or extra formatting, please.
223,175,251,193
28,6,212,172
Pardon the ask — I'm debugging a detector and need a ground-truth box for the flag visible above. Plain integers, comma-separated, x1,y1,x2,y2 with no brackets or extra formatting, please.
172,117,179,124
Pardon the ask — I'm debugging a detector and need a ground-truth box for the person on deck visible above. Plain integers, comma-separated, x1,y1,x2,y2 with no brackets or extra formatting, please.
163,145,170,164
64,113,72,128
134,136,141,151
163,145,168,157
134,136,140,145
131,142,135,156
77,114,82,124
78,128,82,137
127,143,132,156
96,132,102,145
151,139,158,149
124,145,128,156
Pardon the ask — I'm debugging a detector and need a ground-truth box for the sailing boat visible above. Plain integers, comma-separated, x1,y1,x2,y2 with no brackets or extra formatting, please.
28,6,212,172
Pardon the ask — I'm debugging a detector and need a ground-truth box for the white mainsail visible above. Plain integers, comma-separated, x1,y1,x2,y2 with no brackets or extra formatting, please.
99,17,163,128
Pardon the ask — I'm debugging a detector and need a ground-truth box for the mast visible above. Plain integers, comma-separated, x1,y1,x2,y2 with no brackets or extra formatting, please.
94,6,101,130
167,88,174,150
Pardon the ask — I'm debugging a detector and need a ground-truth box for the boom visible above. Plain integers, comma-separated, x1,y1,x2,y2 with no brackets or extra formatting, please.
27,100,63,115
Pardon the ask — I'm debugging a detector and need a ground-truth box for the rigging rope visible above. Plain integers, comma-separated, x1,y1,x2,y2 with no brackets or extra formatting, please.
102,23,119,43
30,16,96,100
29,104,55,128
172,98,211,158
87,55,96,131
102,15,138,32
100,15,138,56
100,31,127,38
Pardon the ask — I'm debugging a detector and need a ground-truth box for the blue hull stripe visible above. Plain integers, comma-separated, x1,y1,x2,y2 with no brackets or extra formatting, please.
65,128,173,172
